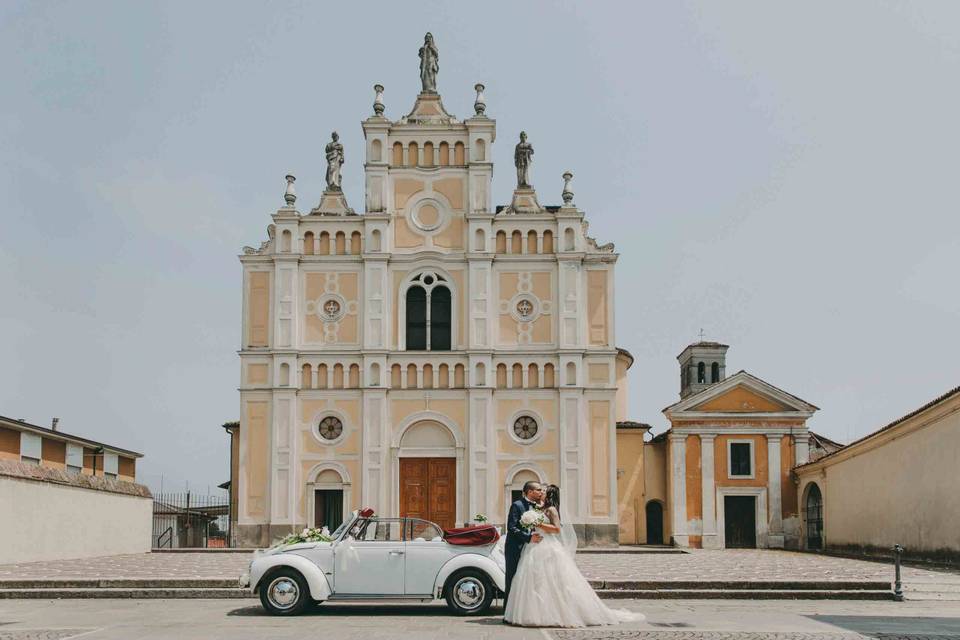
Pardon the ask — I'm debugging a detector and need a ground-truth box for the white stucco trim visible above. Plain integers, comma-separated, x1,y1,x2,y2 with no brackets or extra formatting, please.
307,409,351,448
396,264,460,352
506,409,546,446
304,461,352,528
715,485,769,549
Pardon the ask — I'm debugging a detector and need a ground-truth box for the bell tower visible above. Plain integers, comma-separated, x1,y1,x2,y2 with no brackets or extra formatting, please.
678,340,729,399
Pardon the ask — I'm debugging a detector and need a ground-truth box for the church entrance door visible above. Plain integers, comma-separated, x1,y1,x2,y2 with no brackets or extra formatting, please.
724,496,757,548
399,457,456,531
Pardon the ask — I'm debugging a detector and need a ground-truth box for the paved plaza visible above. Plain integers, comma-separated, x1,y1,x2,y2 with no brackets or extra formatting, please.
1,598,960,640
1,550,958,599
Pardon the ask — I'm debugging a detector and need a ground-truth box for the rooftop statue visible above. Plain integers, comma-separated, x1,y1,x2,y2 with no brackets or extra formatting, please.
419,32,439,93
325,131,344,191
515,131,534,188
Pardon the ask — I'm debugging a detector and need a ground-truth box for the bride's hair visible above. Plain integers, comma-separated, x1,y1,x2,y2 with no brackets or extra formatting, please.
544,484,561,517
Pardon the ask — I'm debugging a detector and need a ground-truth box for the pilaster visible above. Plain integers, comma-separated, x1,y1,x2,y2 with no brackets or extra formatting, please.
767,434,784,548
669,432,689,547
700,434,718,549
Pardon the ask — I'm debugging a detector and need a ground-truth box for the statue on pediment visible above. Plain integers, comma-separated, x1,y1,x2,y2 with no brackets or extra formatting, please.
419,33,439,93
325,132,344,191
515,131,534,188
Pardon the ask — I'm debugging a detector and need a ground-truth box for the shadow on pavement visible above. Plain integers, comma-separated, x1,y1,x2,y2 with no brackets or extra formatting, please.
227,603,506,618
810,614,960,635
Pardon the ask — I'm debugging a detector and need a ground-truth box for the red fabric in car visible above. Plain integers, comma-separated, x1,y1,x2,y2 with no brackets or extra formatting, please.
442,525,500,546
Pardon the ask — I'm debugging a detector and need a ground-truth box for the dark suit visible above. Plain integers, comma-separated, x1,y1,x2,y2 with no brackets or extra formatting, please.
504,497,535,604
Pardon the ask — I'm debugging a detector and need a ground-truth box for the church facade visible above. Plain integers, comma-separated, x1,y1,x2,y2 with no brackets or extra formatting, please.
235,37,623,546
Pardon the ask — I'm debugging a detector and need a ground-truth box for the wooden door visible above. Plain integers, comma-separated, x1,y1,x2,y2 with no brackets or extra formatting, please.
724,496,757,548
400,457,456,530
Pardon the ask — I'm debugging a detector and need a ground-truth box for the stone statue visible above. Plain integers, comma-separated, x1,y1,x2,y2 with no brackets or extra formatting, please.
419,33,439,93
514,131,534,188
325,131,344,191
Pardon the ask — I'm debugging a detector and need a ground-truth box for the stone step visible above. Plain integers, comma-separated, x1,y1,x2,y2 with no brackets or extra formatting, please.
577,546,686,554
594,588,895,600
0,588,253,599
0,578,237,589
590,580,892,591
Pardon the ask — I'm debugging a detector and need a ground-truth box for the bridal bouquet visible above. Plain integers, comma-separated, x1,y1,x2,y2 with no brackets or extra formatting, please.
519,509,545,532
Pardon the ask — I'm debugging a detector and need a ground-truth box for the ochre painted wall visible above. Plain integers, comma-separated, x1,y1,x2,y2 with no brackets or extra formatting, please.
616,429,645,544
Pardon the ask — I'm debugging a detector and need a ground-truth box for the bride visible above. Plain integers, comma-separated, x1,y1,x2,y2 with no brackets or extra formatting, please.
503,484,644,627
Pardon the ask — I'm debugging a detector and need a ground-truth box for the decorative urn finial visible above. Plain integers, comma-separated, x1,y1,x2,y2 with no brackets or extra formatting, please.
284,174,297,206
561,171,574,205
373,84,385,116
474,83,486,115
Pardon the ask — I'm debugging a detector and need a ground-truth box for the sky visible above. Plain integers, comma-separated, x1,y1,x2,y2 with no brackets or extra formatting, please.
1,1,958,495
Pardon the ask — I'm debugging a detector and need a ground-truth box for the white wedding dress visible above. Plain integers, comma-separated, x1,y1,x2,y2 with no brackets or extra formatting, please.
502,507,644,627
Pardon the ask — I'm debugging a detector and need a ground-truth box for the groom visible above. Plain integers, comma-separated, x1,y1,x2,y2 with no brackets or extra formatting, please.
504,480,543,606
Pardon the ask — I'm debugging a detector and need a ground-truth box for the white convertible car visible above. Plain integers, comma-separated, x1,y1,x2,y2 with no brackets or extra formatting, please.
241,508,506,616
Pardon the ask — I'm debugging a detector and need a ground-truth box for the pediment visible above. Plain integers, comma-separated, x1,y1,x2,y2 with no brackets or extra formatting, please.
663,371,818,417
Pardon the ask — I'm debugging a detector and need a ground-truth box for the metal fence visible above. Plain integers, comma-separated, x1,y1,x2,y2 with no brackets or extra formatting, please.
152,492,231,548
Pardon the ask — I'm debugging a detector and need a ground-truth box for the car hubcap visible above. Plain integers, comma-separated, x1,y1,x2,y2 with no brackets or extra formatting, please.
267,577,299,609
453,577,484,609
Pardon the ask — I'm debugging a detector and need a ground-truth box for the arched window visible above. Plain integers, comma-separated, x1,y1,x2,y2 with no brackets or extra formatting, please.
371,139,382,162
333,364,344,389
474,228,485,251
454,141,465,165
528,363,539,388
279,363,290,386
565,362,577,386
496,363,507,388
404,272,452,351
543,363,556,388
301,363,313,388
335,231,346,255
512,363,523,388
474,138,486,161
423,364,434,389
406,363,417,388
303,231,315,255
805,483,823,550
527,230,538,254
711,362,720,383
697,362,706,384
511,230,523,254
348,364,360,388
350,231,362,255
317,364,328,389
392,142,404,166
439,141,450,166
368,363,380,387
319,231,330,255
422,141,434,166
474,362,485,386
281,230,292,253
542,230,554,253
391,364,402,389
438,363,449,388
371,229,382,252
408,141,419,166
453,364,465,388
564,227,575,251
495,230,507,253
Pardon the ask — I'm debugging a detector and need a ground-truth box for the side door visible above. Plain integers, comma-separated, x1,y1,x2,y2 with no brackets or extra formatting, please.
404,519,451,596
333,518,405,594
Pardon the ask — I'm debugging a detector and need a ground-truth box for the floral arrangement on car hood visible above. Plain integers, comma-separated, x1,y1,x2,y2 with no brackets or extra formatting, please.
279,526,333,546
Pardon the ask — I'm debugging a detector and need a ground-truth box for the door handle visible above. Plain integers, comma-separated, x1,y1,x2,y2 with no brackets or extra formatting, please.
389,550,405,555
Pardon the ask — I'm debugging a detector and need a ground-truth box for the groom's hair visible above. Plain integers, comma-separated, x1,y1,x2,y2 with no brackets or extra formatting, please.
522,480,541,495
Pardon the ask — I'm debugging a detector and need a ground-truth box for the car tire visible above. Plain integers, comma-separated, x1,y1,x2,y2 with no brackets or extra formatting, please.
258,568,311,616
444,569,494,616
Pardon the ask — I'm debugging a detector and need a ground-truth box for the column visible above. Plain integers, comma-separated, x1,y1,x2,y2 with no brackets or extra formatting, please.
669,433,688,547
700,434,718,549
767,434,784,548
794,433,809,466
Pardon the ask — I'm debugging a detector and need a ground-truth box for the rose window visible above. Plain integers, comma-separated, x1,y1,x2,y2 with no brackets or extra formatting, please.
323,299,342,319
513,416,538,440
318,416,343,441
515,299,534,319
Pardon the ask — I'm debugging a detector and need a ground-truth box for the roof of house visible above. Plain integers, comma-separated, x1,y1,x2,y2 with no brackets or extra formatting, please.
616,420,654,431
662,370,819,414
0,415,143,458
808,430,844,450
795,384,960,469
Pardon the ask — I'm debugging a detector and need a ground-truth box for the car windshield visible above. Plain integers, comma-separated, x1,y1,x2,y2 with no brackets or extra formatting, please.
330,519,351,540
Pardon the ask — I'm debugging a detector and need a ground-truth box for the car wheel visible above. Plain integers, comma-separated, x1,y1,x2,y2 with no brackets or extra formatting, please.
259,568,310,616
444,569,494,616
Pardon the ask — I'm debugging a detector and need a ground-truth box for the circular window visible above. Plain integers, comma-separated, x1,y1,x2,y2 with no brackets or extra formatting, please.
409,198,448,233
318,417,343,441
513,416,539,440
